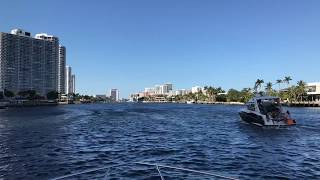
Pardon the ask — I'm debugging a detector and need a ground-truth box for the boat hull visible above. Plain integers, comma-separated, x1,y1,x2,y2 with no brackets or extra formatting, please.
239,111,265,126
239,111,296,127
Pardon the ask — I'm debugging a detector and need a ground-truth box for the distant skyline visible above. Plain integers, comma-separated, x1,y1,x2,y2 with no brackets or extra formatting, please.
2,0,320,98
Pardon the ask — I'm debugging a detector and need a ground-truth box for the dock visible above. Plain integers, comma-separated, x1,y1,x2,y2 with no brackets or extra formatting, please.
284,101,320,107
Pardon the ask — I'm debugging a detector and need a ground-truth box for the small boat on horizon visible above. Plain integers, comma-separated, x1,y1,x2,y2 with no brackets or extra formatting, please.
239,95,296,127
186,100,195,104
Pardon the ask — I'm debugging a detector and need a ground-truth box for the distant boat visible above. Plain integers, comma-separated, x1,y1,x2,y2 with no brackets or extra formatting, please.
239,95,296,127
186,100,195,104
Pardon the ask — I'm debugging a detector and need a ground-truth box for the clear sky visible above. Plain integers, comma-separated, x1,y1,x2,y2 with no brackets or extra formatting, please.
1,0,320,98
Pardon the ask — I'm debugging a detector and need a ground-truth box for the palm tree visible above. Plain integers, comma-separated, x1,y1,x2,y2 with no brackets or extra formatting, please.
296,80,306,102
283,76,292,88
254,79,264,93
276,79,283,91
240,88,253,102
206,86,214,102
265,82,273,95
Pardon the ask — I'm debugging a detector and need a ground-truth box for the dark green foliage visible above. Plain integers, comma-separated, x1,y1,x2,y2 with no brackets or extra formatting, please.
216,94,227,102
4,89,14,97
47,91,59,100
18,90,38,100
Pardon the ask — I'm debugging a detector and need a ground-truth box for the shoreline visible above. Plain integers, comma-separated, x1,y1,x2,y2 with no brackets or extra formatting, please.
2,100,320,108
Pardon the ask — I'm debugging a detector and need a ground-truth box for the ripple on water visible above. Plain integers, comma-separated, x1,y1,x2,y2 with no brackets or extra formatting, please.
0,104,320,179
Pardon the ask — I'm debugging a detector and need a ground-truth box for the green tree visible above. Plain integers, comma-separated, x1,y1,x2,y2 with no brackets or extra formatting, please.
227,89,241,102
240,88,253,103
18,90,37,100
47,91,59,100
254,79,264,93
283,76,292,88
205,86,225,102
216,94,227,102
296,80,306,102
265,82,273,96
4,89,15,98
276,79,283,91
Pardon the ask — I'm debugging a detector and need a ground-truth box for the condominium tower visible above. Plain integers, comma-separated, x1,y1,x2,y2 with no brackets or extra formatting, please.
71,74,75,94
0,29,59,96
110,89,119,101
58,45,66,94
65,66,72,94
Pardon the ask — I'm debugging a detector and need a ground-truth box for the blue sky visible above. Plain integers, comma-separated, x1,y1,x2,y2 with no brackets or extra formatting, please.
1,0,320,98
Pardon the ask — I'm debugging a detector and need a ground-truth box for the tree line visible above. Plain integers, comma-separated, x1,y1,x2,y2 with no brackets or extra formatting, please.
0,89,59,100
173,76,308,103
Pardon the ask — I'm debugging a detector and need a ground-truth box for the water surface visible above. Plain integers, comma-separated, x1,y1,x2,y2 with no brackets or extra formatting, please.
0,103,319,179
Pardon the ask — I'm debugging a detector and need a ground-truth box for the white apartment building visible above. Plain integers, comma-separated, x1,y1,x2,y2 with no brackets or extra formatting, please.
192,86,202,93
0,29,59,96
65,66,72,94
306,82,320,101
58,45,66,94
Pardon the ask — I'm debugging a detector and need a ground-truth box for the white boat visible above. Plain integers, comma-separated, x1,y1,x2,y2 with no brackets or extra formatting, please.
239,95,296,127
186,100,195,104
51,162,238,180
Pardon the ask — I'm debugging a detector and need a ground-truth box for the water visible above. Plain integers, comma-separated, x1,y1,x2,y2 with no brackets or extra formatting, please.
0,103,320,180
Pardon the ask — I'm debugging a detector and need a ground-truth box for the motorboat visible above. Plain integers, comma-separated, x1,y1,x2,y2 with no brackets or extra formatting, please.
51,161,238,180
186,100,195,104
239,95,296,127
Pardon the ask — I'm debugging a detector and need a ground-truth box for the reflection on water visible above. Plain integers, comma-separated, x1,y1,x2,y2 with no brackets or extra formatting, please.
0,104,320,179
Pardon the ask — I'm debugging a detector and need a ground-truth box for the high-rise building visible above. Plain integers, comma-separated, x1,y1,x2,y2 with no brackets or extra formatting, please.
164,83,173,91
160,83,173,95
58,45,66,94
110,89,119,101
0,29,59,96
71,74,75,94
65,66,72,94
154,85,161,95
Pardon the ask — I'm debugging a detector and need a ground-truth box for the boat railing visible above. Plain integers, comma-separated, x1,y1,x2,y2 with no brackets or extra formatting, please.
51,162,239,180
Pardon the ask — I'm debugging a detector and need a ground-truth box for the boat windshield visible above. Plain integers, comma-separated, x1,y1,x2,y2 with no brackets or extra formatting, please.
257,98,281,115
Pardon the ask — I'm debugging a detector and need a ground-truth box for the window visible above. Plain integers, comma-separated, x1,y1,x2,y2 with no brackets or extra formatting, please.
306,86,316,92
247,103,255,111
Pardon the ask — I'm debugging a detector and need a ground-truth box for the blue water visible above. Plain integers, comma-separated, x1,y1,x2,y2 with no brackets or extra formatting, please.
0,103,319,179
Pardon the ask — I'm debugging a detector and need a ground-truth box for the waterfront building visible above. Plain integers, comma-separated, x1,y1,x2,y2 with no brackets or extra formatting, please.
160,83,173,95
145,83,173,96
174,89,191,96
175,90,182,96
110,89,119,101
167,90,175,97
192,86,202,93
154,85,161,95
306,82,320,101
144,87,155,96
0,29,59,96
58,45,66,94
65,66,72,94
